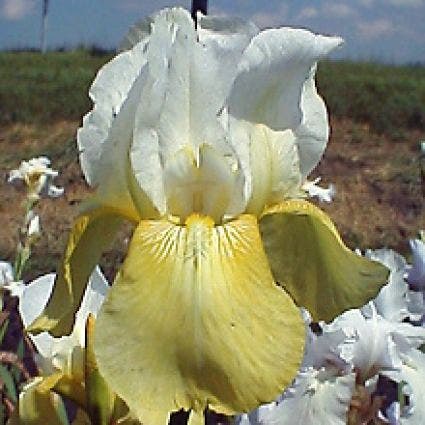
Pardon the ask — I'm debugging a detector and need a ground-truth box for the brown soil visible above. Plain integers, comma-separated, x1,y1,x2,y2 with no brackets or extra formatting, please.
0,118,423,283
315,117,424,255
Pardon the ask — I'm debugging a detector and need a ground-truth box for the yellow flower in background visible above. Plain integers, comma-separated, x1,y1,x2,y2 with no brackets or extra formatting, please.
29,8,389,424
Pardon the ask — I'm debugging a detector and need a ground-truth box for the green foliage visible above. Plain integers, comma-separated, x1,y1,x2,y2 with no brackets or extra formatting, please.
0,365,18,403
11,339,25,383
0,320,9,345
317,61,425,137
0,50,112,124
0,51,424,138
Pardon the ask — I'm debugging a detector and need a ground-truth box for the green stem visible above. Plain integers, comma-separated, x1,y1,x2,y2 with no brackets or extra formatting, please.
12,196,39,281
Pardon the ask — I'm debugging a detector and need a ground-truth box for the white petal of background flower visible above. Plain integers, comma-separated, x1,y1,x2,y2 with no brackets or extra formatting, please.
407,239,425,290
385,349,425,425
27,214,40,238
302,177,336,203
19,267,109,375
47,185,65,198
329,308,402,381
302,323,351,372
238,368,355,425
0,261,14,286
365,248,410,322
19,272,56,360
0,261,24,297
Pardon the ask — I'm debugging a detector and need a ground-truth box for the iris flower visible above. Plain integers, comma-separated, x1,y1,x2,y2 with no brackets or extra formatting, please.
29,8,388,424
13,269,109,424
8,156,64,199
14,269,140,424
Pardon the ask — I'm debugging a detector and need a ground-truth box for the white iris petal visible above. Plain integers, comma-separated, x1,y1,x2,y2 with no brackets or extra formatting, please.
78,8,342,222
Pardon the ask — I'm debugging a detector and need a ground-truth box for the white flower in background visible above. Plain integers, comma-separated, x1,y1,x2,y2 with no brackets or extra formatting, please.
27,213,41,240
237,304,425,425
383,349,425,424
0,261,14,286
302,321,351,372
302,177,336,203
238,237,425,425
8,156,64,199
385,401,401,425
329,306,425,382
12,267,109,424
363,247,425,323
0,260,24,297
236,368,356,425
407,238,425,291
365,248,410,322
19,267,109,378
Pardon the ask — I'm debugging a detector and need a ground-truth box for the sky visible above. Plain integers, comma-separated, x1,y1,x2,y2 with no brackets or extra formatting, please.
1,0,424,64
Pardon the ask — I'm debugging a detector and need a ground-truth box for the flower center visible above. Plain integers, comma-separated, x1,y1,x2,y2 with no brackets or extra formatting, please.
163,144,240,224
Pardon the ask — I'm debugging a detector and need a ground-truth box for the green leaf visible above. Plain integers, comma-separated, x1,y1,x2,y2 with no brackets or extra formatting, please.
0,364,18,403
11,338,25,382
0,401,5,425
17,338,24,360
0,319,9,345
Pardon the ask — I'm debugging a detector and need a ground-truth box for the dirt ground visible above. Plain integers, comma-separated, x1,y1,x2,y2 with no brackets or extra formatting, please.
0,117,423,283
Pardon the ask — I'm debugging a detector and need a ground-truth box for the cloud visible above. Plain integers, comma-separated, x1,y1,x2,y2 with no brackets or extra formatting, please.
296,7,318,20
356,18,394,38
1,0,35,20
322,2,357,18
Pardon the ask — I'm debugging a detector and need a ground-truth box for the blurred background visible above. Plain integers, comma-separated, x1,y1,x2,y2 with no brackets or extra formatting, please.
0,0,424,282
1,0,425,63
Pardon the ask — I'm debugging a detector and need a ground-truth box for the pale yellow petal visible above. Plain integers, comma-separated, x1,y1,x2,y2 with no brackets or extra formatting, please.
85,315,116,425
188,410,204,425
259,200,389,322
163,144,240,223
28,209,123,336
95,214,305,423
244,123,301,216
